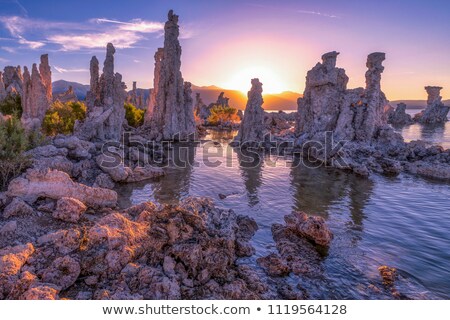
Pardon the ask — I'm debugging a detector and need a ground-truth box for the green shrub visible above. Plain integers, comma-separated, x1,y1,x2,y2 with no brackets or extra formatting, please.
42,101,87,136
0,116,32,190
0,94,22,118
124,103,145,128
207,105,240,126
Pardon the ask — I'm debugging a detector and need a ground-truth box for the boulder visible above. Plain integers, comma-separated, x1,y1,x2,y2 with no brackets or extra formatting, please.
7,169,117,208
52,197,87,223
3,197,34,218
41,256,81,290
388,103,413,125
284,211,333,246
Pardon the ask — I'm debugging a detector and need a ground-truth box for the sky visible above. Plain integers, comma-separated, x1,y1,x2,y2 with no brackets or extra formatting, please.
0,0,449,99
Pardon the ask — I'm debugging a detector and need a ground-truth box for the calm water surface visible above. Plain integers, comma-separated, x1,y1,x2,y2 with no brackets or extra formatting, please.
117,128,450,299
394,110,450,149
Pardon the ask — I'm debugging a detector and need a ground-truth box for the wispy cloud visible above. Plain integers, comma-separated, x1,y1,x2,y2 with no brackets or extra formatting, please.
297,10,339,19
53,66,89,73
133,59,141,63
95,18,164,33
1,46,16,53
48,31,143,51
0,15,174,51
0,57,9,63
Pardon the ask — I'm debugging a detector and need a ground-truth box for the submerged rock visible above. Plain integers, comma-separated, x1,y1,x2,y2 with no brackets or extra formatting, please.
284,211,333,247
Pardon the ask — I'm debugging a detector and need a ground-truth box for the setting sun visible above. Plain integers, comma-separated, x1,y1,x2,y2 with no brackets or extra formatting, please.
224,66,286,94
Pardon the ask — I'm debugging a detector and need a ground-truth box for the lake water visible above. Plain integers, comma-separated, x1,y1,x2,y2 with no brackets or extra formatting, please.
117,127,450,300
391,110,450,149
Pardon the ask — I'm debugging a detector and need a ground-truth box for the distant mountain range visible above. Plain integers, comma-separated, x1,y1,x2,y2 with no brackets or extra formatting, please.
55,80,450,111
52,80,90,100
52,80,301,110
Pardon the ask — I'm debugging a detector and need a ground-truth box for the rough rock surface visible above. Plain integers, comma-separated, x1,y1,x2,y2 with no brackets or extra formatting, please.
261,213,330,277
414,86,449,124
21,55,52,130
52,197,87,223
388,103,413,125
297,51,389,142
0,71,7,101
75,43,126,141
145,48,164,123
2,66,23,96
7,169,117,208
3,198,34,218
284,211,333,246
0,243,35,299
145,11,196,140
233,79,266,145
0,196,276,299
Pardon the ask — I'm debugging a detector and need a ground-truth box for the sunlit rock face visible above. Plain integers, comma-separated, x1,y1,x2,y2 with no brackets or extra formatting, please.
233,78,266,144
21,55,52,131
414,86,449,124
296,51,390,143
388,103,413,125
145,48,164,124
75,43,126,141
145,10,196,140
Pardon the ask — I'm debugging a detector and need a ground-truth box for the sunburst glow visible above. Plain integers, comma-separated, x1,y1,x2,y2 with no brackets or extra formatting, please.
224,66,286,95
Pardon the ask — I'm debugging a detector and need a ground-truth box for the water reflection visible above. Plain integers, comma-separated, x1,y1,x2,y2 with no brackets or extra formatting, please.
236,149,263,207
290,157,349,217
153,142,197,204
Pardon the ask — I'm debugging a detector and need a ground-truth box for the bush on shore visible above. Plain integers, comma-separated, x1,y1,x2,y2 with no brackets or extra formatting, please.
0,94,22,118
42,101,87,136
0,115,33,190
207,105,240,126
124,102,145,128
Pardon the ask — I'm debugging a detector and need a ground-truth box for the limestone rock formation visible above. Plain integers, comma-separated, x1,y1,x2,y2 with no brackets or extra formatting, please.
297,51,390,142
2,66,23,96
0,72,7,101
145,11,196,140
233,78,266,145
20,55,52,130
53,85,78,103
388,103,413,125
145,48,164,124
414,86,449,124
216,92,230,108
39,54,52,100
75,43,126,141
194,93,206,119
